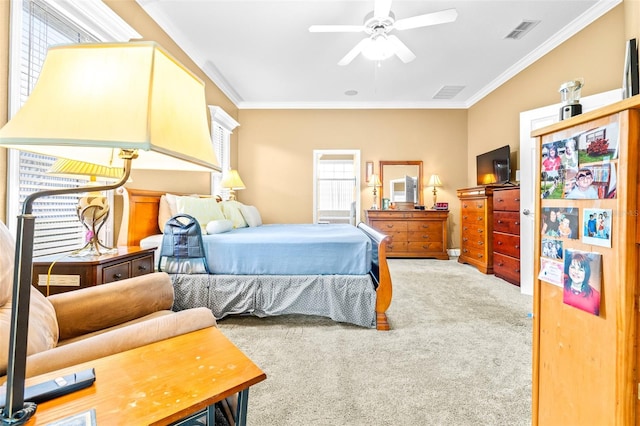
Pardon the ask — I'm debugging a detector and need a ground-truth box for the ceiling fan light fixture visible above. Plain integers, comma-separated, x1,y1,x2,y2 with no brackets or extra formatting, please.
362,34,394,61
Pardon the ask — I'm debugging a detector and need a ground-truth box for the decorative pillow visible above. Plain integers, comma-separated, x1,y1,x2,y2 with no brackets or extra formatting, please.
240,205,262,227
221,200,248,228
205,219,233,234
176,196,226,234
158,195,173,232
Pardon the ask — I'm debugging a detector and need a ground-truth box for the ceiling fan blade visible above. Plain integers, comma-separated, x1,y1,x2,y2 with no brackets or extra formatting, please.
338,38,370,66
387,35,416,63
394,8,458,31
374,0,393,18
309,25,365,33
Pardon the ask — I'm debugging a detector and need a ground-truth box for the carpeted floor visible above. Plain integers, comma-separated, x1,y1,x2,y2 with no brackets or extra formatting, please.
218,259,533,426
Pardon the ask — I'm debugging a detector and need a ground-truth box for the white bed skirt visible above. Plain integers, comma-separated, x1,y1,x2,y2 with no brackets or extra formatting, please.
170,274,377,328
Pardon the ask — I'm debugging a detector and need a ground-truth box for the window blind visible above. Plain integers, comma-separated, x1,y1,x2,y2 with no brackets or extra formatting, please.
17,0,99,257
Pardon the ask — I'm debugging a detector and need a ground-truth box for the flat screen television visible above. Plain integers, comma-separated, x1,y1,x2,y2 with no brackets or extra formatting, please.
476,145,511,186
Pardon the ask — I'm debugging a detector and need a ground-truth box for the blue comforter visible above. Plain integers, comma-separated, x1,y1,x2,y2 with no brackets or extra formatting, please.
201,224,372,275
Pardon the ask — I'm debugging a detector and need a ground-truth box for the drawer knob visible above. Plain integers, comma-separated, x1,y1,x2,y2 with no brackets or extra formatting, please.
463,215,468,220
138,265,148,271
515,268,521,273
478,229,483,234
514,198,520,202
422,235,430,240
477,254,483,258
113,273,123,280
463,249,469,253
497,241,502,245
386,224,394,228
515,245,520,249
477,217,483,221
422,244,431,249
497,220,502,224
497,199,504,203
421,224,429,229
462,237,468,242
463,227,468,231
498,262,504,266
476,203,482,208
514,221,520,226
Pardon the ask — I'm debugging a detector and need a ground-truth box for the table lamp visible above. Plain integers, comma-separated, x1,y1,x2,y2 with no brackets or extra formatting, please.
222,169,246,200
0,41,220,424
49,158,124,256
428,174,443,208
368,174,382,209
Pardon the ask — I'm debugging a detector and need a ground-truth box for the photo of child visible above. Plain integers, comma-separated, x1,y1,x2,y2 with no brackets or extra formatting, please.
583,208,612,248
541,207,578,240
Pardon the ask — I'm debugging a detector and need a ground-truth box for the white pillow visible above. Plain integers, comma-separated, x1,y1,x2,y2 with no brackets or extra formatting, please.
205,219,233,234
176,196,226,234
221,200,248,228
158,195,172,232
240,205,262,227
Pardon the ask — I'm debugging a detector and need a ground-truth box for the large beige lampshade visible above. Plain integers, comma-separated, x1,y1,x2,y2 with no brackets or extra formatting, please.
0,41,220,172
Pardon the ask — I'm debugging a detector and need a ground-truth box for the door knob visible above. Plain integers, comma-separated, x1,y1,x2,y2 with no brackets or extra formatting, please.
522,209,531,216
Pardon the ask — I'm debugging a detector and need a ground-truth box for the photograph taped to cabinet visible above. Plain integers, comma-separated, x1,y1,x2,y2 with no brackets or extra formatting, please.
582,208,612,248
541,122,619,200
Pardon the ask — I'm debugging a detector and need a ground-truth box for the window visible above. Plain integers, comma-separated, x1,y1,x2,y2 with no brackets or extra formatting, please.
313,150,361,225
209,106,240,199
7,0,139,256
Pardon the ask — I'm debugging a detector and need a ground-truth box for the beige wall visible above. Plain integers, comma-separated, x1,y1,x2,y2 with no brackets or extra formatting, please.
235,108,467,247
467,4,626,186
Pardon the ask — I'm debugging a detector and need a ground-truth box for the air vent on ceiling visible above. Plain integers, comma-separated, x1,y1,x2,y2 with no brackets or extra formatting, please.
505,20,540,40
433,85,465,100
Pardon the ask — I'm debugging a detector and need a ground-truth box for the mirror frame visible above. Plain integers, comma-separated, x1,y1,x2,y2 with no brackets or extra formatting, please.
379,160,424,208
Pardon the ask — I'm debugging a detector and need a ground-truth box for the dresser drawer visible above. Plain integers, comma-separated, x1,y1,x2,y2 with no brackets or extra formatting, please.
493,232,520,258
493,188,520,212
102,262,130,283
408,221,442,233
461,212,486,225
461,224,486,239
493,252,521,285
407,228,442,242
370,220,408,233
385,240,408,253
494,211,520,234
407,241,443,253
460,245,486,261
461,233,487,250
461,199,486,213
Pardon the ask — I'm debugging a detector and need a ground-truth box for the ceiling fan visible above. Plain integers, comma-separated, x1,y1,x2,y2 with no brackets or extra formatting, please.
309,0,458,66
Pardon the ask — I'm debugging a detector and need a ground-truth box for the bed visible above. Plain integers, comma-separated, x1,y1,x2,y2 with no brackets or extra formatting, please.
119,188,393,330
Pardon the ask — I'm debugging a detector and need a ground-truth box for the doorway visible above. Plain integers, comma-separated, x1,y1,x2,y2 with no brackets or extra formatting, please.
313,150,361,225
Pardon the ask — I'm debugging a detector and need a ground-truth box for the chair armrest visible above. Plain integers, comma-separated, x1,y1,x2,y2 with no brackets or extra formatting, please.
25,309,217,378
48,272,174,341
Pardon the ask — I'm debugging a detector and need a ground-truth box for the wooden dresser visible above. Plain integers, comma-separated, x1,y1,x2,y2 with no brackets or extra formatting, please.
492,186,521,286
457,185,501,273
365,209,448,259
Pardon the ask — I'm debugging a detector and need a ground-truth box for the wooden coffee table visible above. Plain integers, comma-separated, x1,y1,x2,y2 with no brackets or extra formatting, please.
22,327,266,425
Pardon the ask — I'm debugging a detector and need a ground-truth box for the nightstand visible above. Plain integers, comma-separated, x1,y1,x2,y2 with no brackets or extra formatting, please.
32,246,155,296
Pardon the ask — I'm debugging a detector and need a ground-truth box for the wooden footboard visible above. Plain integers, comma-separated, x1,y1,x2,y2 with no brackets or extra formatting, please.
357,222,392,331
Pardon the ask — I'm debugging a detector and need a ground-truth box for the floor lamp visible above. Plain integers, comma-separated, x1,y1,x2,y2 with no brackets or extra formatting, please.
0,41,221,424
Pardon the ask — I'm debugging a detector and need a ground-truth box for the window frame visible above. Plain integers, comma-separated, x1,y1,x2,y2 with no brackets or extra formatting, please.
209,105,240,199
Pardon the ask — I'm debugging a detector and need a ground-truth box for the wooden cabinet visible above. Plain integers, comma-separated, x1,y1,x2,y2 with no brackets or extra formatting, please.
492,186,521,286
365,209,448,259
531,98,640,425
457,186,499,274
32,246,155,296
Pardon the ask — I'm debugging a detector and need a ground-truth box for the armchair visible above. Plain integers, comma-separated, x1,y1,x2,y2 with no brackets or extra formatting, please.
0,222,216,380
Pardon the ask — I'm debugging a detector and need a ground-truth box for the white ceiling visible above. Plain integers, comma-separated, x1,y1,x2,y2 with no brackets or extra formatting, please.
137,0,620,109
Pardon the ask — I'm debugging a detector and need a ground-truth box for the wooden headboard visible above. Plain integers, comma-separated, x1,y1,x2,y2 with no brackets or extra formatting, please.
122,188,166,246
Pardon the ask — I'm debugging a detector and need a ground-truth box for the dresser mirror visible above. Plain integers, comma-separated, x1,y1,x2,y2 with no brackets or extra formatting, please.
379,161,423,209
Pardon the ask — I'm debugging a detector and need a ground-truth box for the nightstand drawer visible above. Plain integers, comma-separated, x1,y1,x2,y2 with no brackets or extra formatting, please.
132,255,154,277
103,262,130,283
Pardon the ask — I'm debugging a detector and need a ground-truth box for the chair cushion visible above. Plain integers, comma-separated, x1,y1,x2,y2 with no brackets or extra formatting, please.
0,221,59,377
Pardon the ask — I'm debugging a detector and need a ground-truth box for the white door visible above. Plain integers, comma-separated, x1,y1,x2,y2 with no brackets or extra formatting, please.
519,89,622,295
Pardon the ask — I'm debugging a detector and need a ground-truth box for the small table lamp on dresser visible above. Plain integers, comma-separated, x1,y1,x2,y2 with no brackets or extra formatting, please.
0,42,221,423
368,173,382,209
428,174,443,208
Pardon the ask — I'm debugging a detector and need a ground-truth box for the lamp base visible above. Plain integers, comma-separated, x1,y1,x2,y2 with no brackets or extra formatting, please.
72,197,116,257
